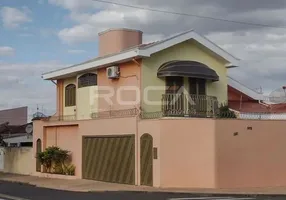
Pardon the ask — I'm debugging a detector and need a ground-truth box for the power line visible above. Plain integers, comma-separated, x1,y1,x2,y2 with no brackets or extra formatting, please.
93,0,286,29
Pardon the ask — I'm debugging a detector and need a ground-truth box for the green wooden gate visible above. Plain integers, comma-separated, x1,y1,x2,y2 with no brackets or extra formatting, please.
140,133,153,186
36,139,42,172
82,135,135,185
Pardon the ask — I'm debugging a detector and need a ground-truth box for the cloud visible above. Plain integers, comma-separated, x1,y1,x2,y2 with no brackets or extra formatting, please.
0,7,32,29
48,0,105,11
58,24,98,44
50,0,286,94
0,61,68,116
68,49,87,54
206,28,286,94
0,46,15,56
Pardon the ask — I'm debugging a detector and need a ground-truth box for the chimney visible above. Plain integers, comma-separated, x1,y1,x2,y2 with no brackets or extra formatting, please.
98,28,143,57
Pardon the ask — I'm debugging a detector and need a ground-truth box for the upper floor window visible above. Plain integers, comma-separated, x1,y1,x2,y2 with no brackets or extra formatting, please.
78,73,97,88
189,78,206,95
65,84,76,107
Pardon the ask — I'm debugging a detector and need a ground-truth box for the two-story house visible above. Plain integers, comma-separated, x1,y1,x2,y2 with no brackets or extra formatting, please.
33,28,240,188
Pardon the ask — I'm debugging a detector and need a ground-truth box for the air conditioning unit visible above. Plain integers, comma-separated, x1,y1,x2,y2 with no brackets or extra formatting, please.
106,66,120,79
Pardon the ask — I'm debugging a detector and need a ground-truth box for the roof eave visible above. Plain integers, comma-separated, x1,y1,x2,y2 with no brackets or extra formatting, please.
138,30,240,67
226,63,239,69
42,50,141,80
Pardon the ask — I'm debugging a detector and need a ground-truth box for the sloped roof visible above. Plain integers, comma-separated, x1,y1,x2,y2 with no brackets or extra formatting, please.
227,76,286,113
42,29,240,80
228,76,266,101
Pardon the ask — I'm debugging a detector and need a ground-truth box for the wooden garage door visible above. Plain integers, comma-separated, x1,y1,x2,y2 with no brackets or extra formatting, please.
82,135,135,185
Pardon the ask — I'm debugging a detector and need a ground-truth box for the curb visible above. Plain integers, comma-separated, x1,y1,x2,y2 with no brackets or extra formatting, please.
0,193,29,200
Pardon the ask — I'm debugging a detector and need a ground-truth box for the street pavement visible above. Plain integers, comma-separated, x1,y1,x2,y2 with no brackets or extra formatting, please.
0,180,285,200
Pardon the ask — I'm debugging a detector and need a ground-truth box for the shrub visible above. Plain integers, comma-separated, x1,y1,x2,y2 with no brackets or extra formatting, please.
36,146,73,175
217,103,237,119
64,164,76,176
36,151,53,173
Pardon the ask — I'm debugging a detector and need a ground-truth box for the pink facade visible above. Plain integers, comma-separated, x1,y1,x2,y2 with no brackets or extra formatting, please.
33,118,137,180
35,28,286,189
160,119,216,188
97,60,141,111
34,117,286,189
216,119,286,188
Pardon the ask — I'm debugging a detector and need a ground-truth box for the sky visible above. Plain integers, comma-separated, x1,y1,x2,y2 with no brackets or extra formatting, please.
1,0,286,118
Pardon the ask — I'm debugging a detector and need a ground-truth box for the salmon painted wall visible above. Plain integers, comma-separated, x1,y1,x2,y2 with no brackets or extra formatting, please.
97,60,141,111
41,126,80,175
33,120,45,175
160,118,216,188
56,80,64,116
58,61,139,118
142,40,228,113
34,117,286,188
138,119,161,187
216,119,286,188
45,127,57,147
33,117,138,180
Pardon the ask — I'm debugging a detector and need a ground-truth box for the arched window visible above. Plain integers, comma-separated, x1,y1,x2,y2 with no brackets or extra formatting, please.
78,73,97,88
65,84,76,107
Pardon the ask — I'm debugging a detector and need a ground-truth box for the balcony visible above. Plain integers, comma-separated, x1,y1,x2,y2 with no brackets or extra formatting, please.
162,94,219,117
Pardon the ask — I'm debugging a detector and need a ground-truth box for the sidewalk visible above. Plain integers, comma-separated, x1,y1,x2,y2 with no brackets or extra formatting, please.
1,173,286,195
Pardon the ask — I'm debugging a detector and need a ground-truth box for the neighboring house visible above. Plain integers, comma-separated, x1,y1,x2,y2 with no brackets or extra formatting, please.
0,107,32,147
0,121,33,174
33,28,286,189
0,107,27,125
0,122,33,147
228,77,286,119
228,77,269,112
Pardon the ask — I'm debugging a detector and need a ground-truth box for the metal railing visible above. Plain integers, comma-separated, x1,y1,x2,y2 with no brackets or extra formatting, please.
48,115,76,122
235,111,286,120
162,94,219,117
91,108,139,119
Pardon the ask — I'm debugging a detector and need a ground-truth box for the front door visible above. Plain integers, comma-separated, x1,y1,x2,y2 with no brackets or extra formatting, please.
36,139,42,172
189,78,207,116
140,134,153,186
164,77,184,116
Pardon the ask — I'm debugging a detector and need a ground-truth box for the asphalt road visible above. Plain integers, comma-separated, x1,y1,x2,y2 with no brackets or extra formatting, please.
0,181,285,200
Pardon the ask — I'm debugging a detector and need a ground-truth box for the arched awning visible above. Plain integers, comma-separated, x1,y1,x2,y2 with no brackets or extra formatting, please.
157,60,219,81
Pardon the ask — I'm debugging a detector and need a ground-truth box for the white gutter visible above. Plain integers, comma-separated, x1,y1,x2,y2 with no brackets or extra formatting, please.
42,50,140,80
